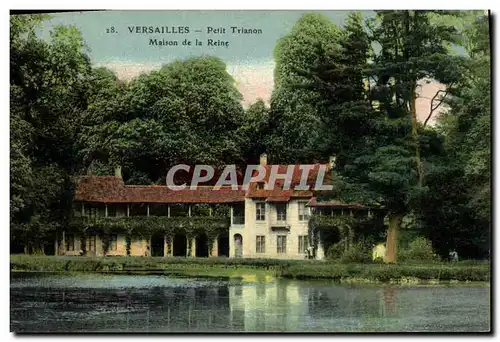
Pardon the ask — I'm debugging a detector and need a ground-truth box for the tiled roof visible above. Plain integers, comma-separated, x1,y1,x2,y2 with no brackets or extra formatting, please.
74,176,245,204
74,164,332,204
306,197,363,209
246,164,330,200
74,176,125,203
265,197,290,202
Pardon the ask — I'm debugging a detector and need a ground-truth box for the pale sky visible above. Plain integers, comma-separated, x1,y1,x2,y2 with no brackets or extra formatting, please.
37,10,448,125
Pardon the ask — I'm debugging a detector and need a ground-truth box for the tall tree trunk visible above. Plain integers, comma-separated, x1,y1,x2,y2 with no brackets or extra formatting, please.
384,214,403,263
410,82,424,186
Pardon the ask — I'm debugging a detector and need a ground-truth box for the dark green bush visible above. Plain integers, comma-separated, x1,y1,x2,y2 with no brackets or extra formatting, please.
326,242,344,260
340,241,372,263
398,237,435,262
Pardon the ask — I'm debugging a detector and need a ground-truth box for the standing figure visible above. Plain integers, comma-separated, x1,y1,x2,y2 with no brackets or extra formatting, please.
449,250,458,262
306,246,314,259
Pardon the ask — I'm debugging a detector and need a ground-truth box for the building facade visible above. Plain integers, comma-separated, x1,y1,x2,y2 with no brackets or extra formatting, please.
61,155,362,260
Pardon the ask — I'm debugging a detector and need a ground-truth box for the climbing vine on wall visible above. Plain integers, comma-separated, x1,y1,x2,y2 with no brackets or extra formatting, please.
308,214,355,250
308,212,385,252
308,214,355,231
67,216,230,240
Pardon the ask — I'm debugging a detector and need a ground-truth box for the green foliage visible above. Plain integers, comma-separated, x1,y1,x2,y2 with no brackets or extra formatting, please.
267,13,343,163
236,99,270,162
326,242,344,260
398,237,436,262
309,214,354,230
291,11,490,262
273,12,342,89
10,14,92,248
415,13,491,259
10,217,59,254
68,216,230,241
9,11,490,262
81,55,247,184
340,241,372,263
10,255,490,282
326,240,372,263
284,262,489,282
367,10,465,103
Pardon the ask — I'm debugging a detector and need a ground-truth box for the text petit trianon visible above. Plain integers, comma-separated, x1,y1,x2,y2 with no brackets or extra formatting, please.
127,26,262,35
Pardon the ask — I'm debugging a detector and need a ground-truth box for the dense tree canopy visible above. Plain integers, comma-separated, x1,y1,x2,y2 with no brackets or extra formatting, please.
10,14,94,252
416,13,491,258
10,11,491,259
266,13,342,163
80,56,247,184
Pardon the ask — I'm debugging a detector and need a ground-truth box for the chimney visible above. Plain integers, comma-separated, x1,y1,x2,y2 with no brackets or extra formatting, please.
114,166,122,179
260,153,268,166
328,156,336,170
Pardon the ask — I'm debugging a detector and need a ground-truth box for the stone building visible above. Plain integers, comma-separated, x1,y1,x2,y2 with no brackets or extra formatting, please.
61,154,368,259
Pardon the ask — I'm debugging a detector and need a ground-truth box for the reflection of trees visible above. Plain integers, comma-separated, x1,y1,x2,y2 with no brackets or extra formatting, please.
133,285,234,331
20,285,236,332
307,286,381,319
381,285,397,317
16,282,389,332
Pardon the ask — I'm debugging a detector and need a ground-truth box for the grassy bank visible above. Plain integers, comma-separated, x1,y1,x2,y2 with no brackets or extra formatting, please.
10,255,490,283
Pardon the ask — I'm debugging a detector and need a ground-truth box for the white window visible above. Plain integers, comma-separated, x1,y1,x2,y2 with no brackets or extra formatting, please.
276,203,287,221
256,236,265,253
256,202,266,221
277,235,287,254
298,235,309,254
298,201,309,221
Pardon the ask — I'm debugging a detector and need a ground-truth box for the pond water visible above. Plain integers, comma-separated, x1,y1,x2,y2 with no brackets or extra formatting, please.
10,273,490,333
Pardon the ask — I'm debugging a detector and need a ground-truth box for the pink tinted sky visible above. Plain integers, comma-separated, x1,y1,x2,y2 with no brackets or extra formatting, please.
102,61,446,126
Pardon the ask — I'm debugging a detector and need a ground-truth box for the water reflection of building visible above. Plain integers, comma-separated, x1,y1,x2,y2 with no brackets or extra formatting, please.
12,279,491,333
113,285,240,332
228,281,308,332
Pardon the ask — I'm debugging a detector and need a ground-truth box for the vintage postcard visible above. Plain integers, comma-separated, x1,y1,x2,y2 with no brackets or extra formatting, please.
10,9,491,333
